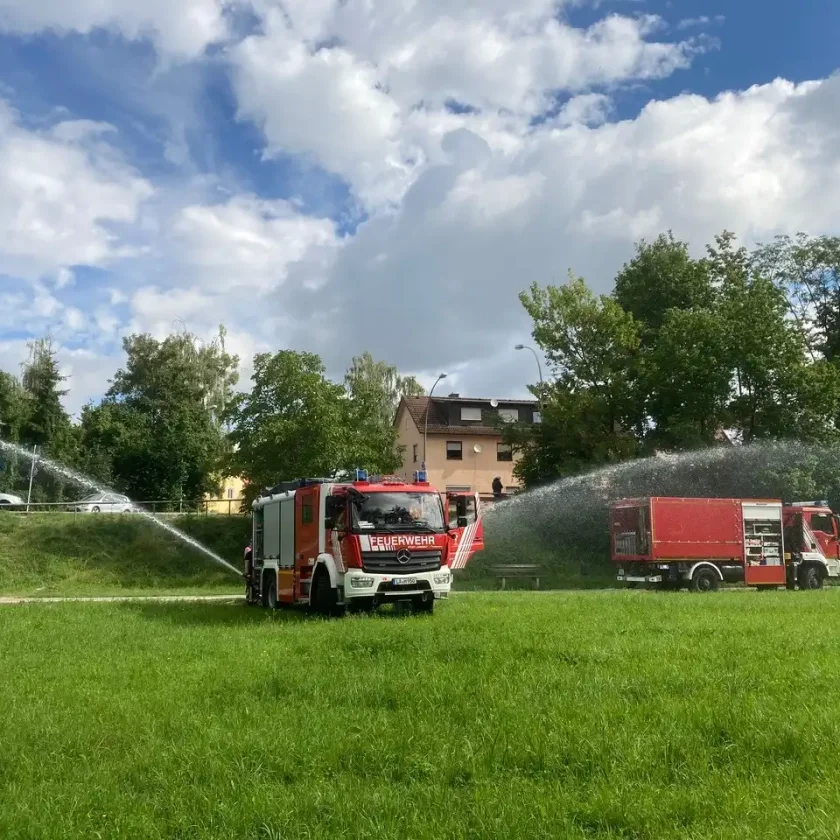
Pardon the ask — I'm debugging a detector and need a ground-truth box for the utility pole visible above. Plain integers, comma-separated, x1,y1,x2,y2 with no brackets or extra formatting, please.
26,445,38,513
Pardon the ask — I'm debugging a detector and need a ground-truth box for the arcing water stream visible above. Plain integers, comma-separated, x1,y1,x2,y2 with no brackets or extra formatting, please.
0,439,243,578
483,441,840,567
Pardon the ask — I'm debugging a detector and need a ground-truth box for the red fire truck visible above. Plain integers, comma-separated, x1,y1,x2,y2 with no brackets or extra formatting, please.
244,470,483,614
611,497,840,591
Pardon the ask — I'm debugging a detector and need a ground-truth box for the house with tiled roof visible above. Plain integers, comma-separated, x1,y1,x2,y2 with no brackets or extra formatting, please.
394,394,540,497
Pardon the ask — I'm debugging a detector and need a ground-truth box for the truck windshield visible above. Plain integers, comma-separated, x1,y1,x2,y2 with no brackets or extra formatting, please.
351,492,445,532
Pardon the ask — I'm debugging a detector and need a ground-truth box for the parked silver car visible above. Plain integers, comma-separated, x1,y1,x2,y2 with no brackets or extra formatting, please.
0,492,25,510
70,492,134,514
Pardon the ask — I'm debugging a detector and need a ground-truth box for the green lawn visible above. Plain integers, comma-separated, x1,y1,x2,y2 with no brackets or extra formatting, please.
0,513,248,596
2,591,840,838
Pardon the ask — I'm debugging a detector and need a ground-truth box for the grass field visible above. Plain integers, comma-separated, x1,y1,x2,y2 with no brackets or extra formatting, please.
3,591,840,838
0,514,249,596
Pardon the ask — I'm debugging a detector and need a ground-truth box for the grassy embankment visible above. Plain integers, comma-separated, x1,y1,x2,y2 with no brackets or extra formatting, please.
0,513,249,596
0,512,611,596
2,591,840,838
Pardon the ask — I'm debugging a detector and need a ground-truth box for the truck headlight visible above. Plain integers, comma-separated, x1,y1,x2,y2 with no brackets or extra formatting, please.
433,572,451,585
350,577,375,589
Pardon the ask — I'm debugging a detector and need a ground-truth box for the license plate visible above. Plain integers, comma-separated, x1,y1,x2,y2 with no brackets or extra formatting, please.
394,577,417,586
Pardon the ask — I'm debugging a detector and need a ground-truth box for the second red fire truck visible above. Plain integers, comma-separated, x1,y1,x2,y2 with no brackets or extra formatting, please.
611,496,840,591
244,470,483,615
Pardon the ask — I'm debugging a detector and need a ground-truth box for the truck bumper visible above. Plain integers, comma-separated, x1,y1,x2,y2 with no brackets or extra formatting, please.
617,573,663,584
342,568,452,602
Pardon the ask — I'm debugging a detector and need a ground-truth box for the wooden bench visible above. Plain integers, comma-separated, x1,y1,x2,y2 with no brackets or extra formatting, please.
491,564,541,590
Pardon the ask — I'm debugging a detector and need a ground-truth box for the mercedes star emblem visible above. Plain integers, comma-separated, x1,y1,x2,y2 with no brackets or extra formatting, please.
396,549,412,564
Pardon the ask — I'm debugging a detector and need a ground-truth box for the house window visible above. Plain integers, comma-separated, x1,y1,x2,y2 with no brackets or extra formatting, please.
497,443,513,462
413,443,418,463
533,411,542,424
226,488,234,500
498,408,518,423
460,407,482,422
446,441,463,460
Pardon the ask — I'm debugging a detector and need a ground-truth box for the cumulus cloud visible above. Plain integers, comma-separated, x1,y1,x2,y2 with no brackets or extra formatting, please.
0,100,152,280
261,75,840,395
1,1,839,416
231,2,709,205
0,0,228,58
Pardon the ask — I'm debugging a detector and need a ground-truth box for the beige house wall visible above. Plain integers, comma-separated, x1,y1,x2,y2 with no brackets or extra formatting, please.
205,475,246,514
395,406,522,495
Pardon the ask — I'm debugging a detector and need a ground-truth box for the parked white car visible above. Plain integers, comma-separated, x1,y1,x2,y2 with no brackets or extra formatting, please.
0,492,25,509
70,492,134,514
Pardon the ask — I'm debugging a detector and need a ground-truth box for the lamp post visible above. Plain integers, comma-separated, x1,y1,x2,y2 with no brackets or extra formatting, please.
422,373,447,471
515,344,544,410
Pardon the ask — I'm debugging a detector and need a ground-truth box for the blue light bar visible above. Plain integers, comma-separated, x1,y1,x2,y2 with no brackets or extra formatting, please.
355,469,369,482
414,470,427,483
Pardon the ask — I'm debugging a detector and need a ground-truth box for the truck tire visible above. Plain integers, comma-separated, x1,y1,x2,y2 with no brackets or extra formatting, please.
311,568,342,617
262,572,277,609
691,567,720,593
799,564,824,591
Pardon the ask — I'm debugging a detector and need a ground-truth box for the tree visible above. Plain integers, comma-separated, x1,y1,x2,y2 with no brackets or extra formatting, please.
752,233,840,362
642,308,733,449
342,352,424,474
0,370,28,495
0,370,26,443
19,338,72,455
512,276,642,483
708,233,838,442
227,351,346,499
614,232,714,342
78,329,238,502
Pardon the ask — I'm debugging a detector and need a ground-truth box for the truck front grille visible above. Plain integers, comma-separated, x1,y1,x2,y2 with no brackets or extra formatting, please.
361,550,442,575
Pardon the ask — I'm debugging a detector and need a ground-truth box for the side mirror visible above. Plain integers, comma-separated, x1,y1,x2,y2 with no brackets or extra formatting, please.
457,516,468,528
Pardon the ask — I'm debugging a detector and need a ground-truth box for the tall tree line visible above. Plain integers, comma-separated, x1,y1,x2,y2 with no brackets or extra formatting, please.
0,331,424,506
509,231,840,487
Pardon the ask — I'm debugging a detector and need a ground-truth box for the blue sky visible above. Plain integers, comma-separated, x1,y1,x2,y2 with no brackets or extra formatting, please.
0,0,838,415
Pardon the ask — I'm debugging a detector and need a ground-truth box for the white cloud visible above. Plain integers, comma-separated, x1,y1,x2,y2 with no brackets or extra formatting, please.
231,3,708,206
54,74,833,408
2,2,840,420
265,75,840,389
0,0,228,58
169,195,337,291
0,100,153,280
677,16,725,31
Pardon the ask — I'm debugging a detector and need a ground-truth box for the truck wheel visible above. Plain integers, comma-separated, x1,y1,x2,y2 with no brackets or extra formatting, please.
799,565,824,591
262,572,277,609
311,568,340,617
691,567,720,593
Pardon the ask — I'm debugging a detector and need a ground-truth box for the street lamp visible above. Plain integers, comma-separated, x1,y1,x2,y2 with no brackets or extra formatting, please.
515,344,544,410
422,373,447,470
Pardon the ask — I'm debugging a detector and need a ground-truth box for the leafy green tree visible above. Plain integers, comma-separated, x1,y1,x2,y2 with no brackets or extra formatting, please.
614,232,714,342
227,351,346,499
78,330,238,503
642,308,733,449
0,370,26,443
19,338,72,455
512,276,642,484
709,233,838,442
0,370,28,494
342,352,424,474
752,233,840,361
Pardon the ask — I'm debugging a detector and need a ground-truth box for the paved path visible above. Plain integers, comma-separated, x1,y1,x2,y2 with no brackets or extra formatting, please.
0,594,243,605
